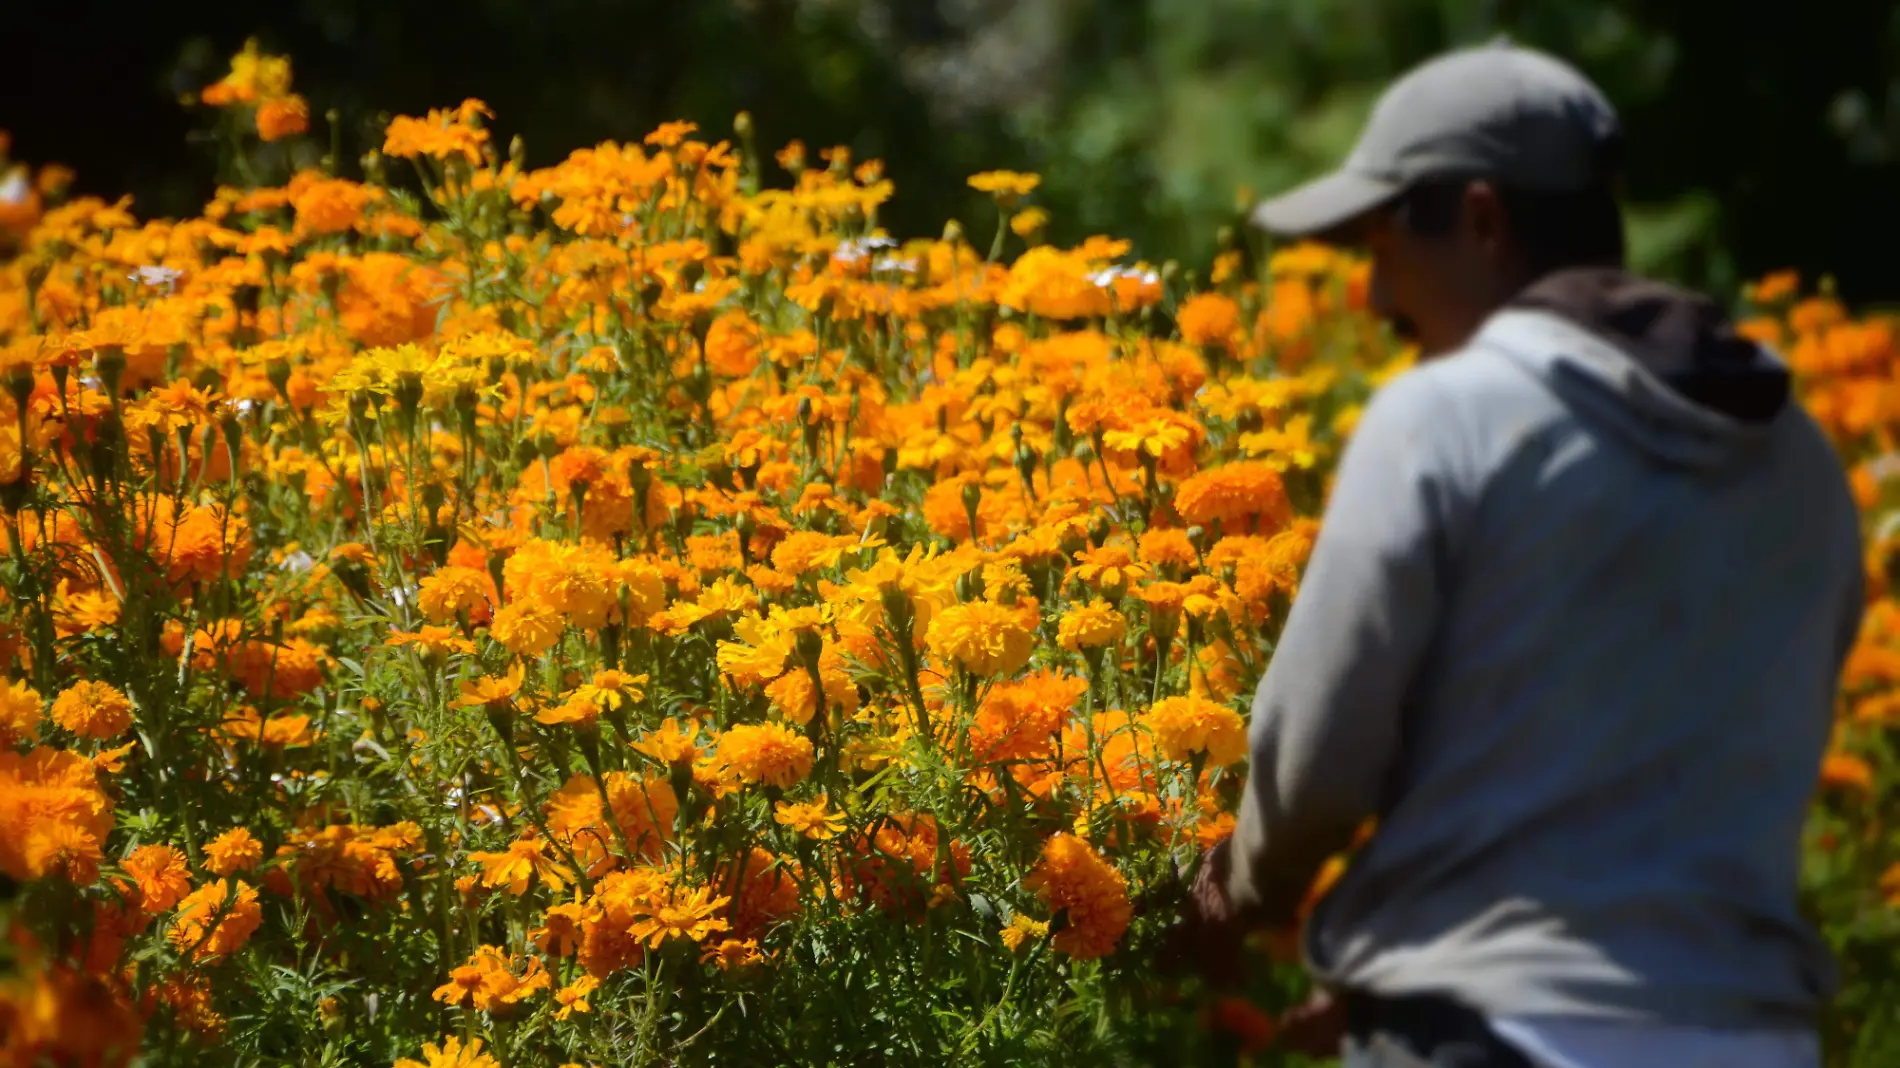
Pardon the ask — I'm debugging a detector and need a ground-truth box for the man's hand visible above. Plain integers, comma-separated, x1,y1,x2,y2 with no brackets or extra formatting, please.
1275,989,1348,1058
1160,837,1252,988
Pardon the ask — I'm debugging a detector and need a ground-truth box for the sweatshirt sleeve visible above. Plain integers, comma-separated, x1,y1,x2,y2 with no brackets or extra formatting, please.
1225,370,1468,923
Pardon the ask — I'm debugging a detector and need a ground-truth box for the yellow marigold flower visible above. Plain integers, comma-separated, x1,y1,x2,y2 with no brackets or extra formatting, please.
1072,542,1149,593
203,827,264,876
122,844,192,914
1239,413,1320,471
169,879,263,960
385,625,476,658
571,670,646,713
416,565,492,623
490,599,563,657
717,723,814,788
1056,600,1126,652
50,680,133,740
634,717,702,768
536,695,601,728
1023,834,1130,959
716,612,796,685
926,600,1035,677
554,976,599,1020
454,665,526,713
1141,695,1247,766
1000,913,1049,952
1010,206,1050,238
503,538,622,630
467,836,575,897
968,170,1041,199
1102,411,1202,470
774,794,846,840
983,560,1032,604
394,1036,501,1068
0,679,43,746
200,38,292,107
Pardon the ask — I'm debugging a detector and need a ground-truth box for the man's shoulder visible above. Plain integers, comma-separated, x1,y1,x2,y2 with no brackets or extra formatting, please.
1366,341,1563,437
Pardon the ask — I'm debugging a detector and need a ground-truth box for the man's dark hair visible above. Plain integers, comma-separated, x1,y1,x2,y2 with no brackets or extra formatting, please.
1392,178,1627,276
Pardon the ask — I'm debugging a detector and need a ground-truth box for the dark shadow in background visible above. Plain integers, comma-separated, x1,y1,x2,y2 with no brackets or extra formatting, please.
3,0,1898,304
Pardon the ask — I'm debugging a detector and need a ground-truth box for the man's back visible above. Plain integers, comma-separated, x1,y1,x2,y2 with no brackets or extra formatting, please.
1282,273,1863,1029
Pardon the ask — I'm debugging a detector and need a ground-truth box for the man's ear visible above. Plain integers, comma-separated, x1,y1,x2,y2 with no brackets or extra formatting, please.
1461,180,1508,253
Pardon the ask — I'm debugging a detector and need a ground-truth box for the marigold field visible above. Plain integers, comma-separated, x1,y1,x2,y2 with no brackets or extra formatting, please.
1,43,1899,1068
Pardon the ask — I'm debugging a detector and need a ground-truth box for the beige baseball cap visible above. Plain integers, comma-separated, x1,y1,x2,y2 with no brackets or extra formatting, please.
1251,40,1623,237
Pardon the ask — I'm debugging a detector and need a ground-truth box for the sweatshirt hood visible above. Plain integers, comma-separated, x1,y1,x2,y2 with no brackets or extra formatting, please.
1480,267,1791,468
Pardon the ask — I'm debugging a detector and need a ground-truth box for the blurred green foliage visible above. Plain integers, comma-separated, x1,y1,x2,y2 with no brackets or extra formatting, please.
8,0,1900,298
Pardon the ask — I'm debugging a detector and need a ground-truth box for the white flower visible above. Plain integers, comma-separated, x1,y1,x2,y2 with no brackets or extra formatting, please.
1090,265,1159,289
129,265,184,289
0,171,29,206
872,255,919,275
280,550,315,573
833,235,899,265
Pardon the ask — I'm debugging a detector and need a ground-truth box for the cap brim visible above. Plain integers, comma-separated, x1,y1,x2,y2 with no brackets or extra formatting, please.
1249,169,1400,239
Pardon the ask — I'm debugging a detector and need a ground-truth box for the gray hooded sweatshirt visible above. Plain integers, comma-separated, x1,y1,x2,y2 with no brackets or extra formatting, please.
1224,269,1865,1030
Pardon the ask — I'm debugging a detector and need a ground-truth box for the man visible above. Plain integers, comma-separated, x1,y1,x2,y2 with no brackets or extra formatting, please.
1179,40,1864,1068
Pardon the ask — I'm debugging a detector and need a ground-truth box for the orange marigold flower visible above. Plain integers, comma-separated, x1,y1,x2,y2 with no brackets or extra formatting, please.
169,879,263,960
255,94,310,141
701,937,765,970
383,99,494,164
23,819,105,884
1137,528,1199,570
122,844,191,914
1023,834,1131,959
50,680,133,740
716,723,814,788
1205,996,1278,1055
1173,461,1292,534
1821,752,1874,793
545,772,677,873
203,827,264,876
970,671,1085,763
1177,293,1242,348
626,882,732,948
431,946,552,1014
0,678,43,746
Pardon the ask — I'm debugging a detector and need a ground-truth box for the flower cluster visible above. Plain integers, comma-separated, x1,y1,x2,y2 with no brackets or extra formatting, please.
0,41,1891,1068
